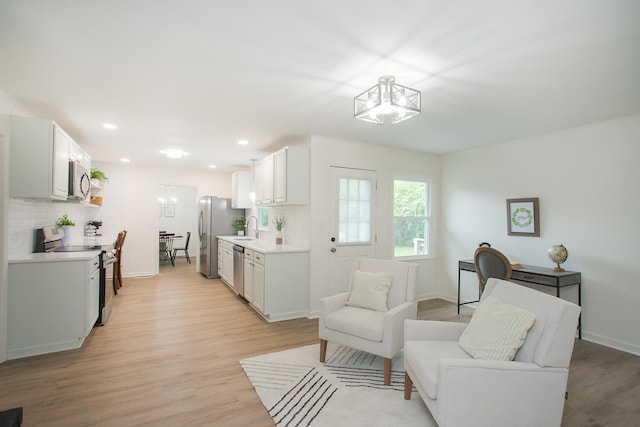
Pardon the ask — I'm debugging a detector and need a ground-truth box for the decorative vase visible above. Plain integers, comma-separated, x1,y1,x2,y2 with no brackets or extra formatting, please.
275,232,283,245
61,225,73,246
237,230,245,236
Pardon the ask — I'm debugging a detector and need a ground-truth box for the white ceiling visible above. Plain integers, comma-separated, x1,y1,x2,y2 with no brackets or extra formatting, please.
1,0,639,171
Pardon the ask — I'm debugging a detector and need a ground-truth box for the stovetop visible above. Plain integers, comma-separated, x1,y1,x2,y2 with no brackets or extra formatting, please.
52,245,102,252
51,245,111,253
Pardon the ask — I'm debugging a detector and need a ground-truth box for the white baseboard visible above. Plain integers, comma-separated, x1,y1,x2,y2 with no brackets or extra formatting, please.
581,331,640,356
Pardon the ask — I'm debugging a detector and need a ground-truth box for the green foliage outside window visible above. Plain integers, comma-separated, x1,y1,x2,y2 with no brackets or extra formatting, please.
394,180,429,256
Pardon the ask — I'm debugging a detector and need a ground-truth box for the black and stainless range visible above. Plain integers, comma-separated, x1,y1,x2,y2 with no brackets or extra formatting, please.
34,226,115,325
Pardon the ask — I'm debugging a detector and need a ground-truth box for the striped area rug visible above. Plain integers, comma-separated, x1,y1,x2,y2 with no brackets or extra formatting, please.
240,343,435,427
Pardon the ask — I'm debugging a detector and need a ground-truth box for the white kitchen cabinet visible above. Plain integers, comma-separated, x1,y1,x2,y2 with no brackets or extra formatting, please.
231,170,253,209
256,146,308,206
255,154,274,206
243,249,254,304
70,138,92,171
6,115,70,200
86,257,100,335
7,254,101,359
217,240,224,278
219,240,234,288
247,250,306,321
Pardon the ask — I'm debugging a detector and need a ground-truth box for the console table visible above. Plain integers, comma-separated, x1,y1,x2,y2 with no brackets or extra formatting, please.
458,259,582,338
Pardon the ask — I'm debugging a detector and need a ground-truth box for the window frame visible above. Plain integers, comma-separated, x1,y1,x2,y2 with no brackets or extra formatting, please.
392,177,432,260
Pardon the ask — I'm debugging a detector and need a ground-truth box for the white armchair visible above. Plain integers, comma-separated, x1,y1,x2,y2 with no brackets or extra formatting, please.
319,258,419,385
404,278,581,427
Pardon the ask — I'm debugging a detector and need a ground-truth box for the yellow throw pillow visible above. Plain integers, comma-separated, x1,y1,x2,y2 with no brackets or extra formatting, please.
345,270,393,312
459,296,536,361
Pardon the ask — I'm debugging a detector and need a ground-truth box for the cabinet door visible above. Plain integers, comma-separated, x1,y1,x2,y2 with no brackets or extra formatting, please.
274,149,287,203
232,171,253,209
244,258,254,304
222,248,234,286
52,125,70,199
261,155,274,205
253,262,265,314
86,265,100,334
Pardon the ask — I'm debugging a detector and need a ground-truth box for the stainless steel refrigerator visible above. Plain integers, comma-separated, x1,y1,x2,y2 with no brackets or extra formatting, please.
198,196,243,278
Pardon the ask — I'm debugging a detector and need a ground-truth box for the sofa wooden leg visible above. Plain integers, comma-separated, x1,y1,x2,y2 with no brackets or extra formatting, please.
384,358,392,385
319,339,327,362
404,373,413,400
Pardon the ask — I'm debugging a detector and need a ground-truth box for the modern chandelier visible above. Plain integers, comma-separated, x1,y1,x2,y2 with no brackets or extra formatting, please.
354,75,421,124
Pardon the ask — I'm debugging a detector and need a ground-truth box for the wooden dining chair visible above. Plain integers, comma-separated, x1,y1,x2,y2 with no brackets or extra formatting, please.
113,230,128,294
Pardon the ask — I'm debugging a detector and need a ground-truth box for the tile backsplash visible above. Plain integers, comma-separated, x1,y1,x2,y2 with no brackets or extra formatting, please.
8,198,102,257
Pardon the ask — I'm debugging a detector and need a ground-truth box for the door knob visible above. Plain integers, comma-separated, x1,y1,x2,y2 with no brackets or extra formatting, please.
330,247,337,253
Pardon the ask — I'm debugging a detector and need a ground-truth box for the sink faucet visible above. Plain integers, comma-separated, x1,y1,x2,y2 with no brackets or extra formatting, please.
247,215,259,239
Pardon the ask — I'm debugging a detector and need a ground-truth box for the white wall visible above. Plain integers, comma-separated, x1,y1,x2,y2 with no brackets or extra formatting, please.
440,114,640,355
91,161,233,276
308,135,442,317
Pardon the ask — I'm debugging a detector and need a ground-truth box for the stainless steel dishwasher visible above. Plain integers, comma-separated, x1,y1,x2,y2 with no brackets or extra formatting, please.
232,244,244,297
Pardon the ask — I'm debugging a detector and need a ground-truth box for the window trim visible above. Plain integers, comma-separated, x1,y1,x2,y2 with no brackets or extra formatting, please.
392,177,433,260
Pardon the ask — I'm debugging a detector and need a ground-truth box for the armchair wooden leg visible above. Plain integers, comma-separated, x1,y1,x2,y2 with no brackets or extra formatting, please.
404,373,413,400
384,358,392,385
319,339,327,362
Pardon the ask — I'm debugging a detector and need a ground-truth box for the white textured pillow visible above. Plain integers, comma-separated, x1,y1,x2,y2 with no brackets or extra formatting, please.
459,295,536,361
345,270,393,312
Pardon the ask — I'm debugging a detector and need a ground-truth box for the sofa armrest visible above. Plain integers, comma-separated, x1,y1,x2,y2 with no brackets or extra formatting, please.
436,359,569,427
404,319,468,342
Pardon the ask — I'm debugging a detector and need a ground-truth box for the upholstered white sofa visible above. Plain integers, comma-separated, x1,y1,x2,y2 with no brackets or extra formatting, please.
404,278,581,427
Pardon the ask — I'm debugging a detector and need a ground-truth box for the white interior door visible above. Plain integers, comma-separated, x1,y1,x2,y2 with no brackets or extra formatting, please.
328,167,377,295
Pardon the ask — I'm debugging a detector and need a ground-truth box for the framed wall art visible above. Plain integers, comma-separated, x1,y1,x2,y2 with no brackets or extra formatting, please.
507,197,539,237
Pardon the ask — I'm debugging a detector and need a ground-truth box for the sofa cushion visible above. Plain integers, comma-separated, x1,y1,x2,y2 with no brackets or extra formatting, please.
325,306,385,342
346,270,393,312
459,296,536,361
405,340,471,399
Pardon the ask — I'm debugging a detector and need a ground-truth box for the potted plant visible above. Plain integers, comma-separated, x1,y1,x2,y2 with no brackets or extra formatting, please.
56,214,75,246
273,215,287,244
233,216,247,236
90,168,108,206
90,168,109,183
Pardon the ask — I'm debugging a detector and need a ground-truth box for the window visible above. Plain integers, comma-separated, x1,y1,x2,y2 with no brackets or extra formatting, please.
338,177,372,243
257,207,269,229
393,179,430,257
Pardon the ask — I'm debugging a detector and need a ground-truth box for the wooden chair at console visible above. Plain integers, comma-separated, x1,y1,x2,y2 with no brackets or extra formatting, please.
113,230,128,294
473,242,511,295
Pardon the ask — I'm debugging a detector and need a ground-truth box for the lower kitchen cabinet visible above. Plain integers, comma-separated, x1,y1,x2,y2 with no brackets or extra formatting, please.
244,249,308,322
7,255,100,359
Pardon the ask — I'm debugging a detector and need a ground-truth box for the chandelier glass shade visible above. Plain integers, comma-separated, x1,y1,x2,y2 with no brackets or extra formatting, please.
354,75,421,124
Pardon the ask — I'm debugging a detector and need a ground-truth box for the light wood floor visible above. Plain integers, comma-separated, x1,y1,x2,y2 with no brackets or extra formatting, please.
0,263,638,426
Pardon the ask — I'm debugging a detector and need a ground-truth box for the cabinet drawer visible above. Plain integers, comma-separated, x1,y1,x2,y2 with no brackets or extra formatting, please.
511,270,557,286
244,249,254,260
254,251,264,265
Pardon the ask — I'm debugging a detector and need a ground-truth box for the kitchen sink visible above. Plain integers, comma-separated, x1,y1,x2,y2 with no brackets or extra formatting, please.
233,238,254,241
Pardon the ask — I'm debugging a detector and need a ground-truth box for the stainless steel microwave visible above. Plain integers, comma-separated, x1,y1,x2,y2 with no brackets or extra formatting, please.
68,160,91,201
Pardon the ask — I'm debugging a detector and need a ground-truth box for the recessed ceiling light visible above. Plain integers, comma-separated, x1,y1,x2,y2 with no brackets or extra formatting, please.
238,139,249,146
120,158,130,163
162,149,187,159
103,123,117,130
208,164,217,169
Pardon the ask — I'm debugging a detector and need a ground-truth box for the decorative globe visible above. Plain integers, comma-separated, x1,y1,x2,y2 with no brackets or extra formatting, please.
547,244,568,272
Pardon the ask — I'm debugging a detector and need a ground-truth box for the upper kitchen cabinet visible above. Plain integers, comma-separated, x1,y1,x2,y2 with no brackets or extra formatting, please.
255,154,274,205
231,170,253,209
256,146,309,206
6,115,70,200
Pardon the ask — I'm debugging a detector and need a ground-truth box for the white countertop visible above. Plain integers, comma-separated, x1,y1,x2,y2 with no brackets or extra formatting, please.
9,251,101,264
217,235,308,254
